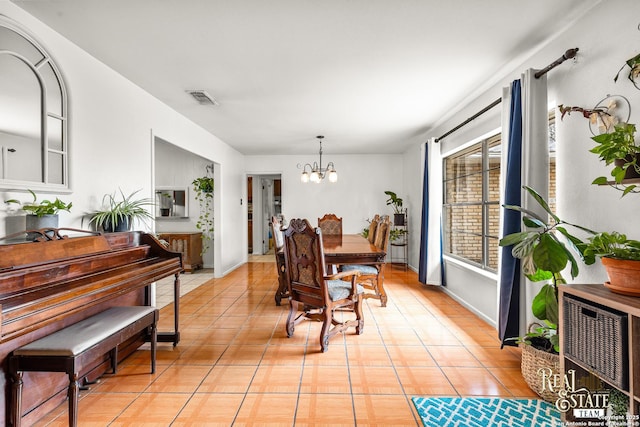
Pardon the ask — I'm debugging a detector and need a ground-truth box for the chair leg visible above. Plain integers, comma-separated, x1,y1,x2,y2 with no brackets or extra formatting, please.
286,301,296,337
354,295,364,335
319,308,332,352
377,266,388,307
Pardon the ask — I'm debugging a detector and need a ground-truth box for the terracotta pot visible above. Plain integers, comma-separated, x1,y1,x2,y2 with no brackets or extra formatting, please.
602,257,640,296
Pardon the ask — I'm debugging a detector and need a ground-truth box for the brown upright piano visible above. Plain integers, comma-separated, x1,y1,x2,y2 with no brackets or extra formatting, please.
0,228,183,425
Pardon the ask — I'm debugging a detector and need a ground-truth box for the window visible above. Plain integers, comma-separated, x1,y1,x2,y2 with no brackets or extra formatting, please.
443,134,501,271
0,16,69,191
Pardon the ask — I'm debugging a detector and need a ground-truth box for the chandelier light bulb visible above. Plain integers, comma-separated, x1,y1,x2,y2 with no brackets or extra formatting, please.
298,135,337,183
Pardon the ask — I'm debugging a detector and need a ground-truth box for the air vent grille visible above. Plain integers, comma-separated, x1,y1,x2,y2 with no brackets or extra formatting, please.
187,90,219,106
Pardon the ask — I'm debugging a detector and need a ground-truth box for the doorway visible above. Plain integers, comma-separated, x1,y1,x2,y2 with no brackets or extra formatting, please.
247,174,281,255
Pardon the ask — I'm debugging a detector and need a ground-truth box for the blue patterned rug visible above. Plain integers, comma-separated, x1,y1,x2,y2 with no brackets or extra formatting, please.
411,397,562,427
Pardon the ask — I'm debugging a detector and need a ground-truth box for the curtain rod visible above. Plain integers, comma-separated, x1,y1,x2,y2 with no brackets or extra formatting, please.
433,47,579,143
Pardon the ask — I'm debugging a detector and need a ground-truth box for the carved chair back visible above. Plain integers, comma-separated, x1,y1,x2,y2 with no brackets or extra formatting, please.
318,213,342,236
368,214,380,244
282,218,329,308
374,217,391,252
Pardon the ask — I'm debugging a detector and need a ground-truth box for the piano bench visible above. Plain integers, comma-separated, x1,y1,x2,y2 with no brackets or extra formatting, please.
9,306,159,427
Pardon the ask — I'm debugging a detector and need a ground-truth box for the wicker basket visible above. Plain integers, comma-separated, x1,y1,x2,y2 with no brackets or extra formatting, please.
563,295,628,389
520,342,560,403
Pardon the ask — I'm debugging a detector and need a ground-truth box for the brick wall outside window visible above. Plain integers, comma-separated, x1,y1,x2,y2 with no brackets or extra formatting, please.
442,113,556,272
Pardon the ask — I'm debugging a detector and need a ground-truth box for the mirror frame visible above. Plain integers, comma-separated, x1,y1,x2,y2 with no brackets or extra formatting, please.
0,15,69,193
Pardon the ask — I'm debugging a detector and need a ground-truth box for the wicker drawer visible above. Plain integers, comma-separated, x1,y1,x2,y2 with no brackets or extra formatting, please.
563,295,628,389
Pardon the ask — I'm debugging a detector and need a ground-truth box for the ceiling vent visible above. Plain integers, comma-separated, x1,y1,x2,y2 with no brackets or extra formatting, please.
187,90,219,106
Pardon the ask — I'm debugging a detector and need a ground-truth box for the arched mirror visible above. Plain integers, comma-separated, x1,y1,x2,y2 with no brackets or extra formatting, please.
0,16,69,191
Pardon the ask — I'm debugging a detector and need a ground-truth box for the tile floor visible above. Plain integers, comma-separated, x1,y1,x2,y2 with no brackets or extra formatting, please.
34,258,536,426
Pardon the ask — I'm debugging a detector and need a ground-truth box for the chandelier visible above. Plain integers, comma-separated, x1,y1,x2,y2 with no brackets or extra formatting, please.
299,135,338,183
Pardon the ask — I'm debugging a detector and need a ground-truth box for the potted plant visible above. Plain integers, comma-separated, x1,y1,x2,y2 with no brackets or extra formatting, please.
89,189,154,232
590,123,640,194
5,190,72,238
559,104,640,196
499,186,594,401
192,176,214,255
384,190,405,226
389,228,407,243
583,231,640,296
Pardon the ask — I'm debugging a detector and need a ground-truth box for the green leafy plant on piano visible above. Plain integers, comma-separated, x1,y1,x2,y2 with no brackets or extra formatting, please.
5,189,72,217
5,189,72,235
89,189,154,232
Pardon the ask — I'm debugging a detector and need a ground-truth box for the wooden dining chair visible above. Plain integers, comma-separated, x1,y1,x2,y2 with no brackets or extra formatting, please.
367,214,380,244
282,218,364,352
270,216,289,306
317,213,342,236
341,217,391,307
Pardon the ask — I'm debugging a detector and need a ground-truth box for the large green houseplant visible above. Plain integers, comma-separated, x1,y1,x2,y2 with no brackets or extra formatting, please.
499,186,596,402
499,186,594,353
89,189,154,232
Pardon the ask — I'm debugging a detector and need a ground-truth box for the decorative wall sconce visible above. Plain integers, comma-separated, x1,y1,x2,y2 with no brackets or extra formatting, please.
298,136,337,183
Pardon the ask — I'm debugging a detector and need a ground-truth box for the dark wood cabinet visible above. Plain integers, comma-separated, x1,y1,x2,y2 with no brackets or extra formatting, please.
158,232,203,273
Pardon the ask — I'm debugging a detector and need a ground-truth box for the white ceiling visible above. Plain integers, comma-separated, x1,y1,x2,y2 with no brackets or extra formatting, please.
12,0,599,155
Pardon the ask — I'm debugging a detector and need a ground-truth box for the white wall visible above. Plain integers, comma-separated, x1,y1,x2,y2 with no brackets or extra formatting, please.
0,3,245,277
404,0,640,326
245,154,403,235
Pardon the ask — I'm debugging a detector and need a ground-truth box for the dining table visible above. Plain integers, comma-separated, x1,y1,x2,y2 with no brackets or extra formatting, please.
322,234,386,266
322,233,389,306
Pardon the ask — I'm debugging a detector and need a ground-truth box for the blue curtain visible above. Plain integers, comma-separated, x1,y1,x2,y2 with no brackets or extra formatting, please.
418,142,429,284
498,80,522,346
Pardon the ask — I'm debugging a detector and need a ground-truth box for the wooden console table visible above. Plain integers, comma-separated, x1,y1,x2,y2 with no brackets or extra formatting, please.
158,232,203,273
